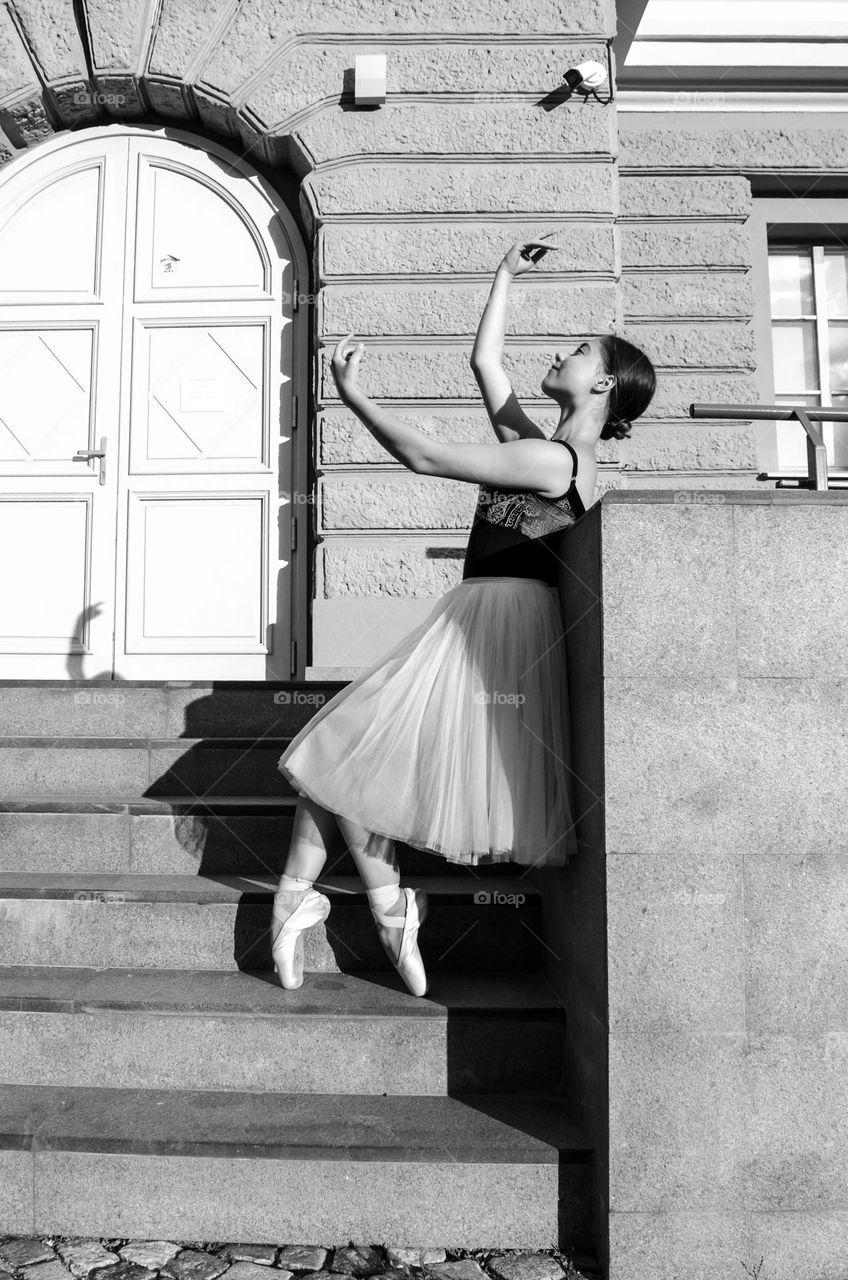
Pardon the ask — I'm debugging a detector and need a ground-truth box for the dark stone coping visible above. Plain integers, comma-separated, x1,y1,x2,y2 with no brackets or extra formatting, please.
600,488,848,505
0,966,564,1019
0,737,294,748
0,872,540,904
0,1084,591,1162
0,796,298,814
0,680,350,688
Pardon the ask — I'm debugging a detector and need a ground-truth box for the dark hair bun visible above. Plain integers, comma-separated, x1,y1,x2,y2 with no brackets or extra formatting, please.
601,415,632,441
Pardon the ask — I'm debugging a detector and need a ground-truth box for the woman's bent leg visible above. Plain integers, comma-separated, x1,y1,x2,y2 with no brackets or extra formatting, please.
280,793,337,884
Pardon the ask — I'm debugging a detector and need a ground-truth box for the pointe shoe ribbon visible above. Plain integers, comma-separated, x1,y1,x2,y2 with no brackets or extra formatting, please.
371,886,429,997
272,887,331,990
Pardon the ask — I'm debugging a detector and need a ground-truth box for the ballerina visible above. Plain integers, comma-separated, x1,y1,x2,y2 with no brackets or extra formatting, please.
271,232,657,996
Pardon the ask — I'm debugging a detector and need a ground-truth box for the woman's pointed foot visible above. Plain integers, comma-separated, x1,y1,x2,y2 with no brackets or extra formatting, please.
271,886,331,990
371,886,429,997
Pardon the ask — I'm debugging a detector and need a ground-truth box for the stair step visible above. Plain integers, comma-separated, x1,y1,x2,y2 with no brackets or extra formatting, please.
0,796,511,878
0,965,564,1095
0,737,304,798
0,1083,593,1247
0,874,541,973
0,681,348,739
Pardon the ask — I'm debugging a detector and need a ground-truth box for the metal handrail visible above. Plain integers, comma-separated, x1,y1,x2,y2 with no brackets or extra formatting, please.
689,403,848,492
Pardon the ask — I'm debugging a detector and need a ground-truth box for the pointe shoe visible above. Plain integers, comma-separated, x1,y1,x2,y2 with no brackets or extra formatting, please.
371,886,429,997
271,887,331,990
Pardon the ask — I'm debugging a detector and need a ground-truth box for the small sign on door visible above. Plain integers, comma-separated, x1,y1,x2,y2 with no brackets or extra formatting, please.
180,377,221,411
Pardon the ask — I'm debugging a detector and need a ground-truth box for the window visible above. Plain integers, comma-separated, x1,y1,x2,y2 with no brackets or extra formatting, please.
767,245,848,468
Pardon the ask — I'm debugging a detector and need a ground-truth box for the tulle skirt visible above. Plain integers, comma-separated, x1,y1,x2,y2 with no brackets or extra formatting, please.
277,576,579,867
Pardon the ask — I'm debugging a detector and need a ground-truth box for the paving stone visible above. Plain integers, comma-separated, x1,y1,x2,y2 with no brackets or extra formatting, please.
55,1244,120,1280
386,1252,446,1270
20,1264,72,1280
91,1266,155,1280
328,1251,385,1278
0,1243,56,1271
160,1253,230,1280
423,1264,486,1280
276,1252,328,1274
219,1249,278,1267
298,1273,338,1280
217,1266,286,1280
119,1247,181,1271
487,1257,566,1280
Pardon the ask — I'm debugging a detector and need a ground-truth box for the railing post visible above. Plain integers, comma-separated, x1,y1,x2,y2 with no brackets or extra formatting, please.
796,409,830,491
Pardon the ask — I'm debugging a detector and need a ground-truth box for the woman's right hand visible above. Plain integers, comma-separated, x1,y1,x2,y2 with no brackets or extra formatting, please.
499,233,560,277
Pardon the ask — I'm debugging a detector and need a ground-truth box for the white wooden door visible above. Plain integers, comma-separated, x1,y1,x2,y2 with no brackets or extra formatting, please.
0,126,305,679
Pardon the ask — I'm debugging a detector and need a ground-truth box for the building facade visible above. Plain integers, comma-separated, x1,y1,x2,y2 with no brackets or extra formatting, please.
0,0,843,677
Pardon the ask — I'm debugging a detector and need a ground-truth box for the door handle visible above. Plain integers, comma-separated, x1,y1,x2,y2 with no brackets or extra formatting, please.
73,435,107,486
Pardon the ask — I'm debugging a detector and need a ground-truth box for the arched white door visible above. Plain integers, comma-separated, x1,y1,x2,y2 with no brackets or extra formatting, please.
0,125,306,679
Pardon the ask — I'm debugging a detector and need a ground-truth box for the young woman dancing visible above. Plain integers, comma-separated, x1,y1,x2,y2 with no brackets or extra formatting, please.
272,232,657,997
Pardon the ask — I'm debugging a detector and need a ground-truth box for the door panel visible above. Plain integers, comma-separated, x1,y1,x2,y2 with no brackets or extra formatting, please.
0,126,301,679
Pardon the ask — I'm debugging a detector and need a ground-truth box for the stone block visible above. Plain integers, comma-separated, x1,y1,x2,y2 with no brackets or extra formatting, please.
320,219,613,278
601,499,737,676
732,678,848,854
34,1149,560,1247
603,677,742,854
320,540,465,597
309,162,615,217
198,0,615,98
620,123,848,171
148,0,235,77
318,345,758,408
311,598,439,668
744,1033,848,1210
619,174,751,219
607,850,745,1034
245,43,607,123
607,1210,750,1280
296,101,613,166
745,827,848,1038
650,371,759,420
734,504,848,677
320,282,616,338
622,271,754,319
610,423,760,472
620,223,752,269
622,321,755,369
0,5,39,102
609,1031,746,1210
319,408,497,466
319,474,476,532
84,0,144,69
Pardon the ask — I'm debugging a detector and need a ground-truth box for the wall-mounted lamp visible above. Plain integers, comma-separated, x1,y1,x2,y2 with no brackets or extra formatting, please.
354,54,386,105
564,59,608,94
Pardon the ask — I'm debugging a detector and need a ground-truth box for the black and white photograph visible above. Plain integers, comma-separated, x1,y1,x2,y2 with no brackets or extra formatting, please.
0,1,846,1278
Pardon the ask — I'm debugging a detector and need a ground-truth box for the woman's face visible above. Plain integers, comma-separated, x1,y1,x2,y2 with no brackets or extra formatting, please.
541,338,608,402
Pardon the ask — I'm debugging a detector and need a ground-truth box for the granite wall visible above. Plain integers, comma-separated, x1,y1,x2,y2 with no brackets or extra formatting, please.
533,489,848,1279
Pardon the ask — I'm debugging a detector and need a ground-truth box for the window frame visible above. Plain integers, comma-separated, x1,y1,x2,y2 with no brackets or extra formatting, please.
748,197,848,472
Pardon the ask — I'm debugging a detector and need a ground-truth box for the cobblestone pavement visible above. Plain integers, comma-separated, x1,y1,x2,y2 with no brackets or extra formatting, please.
0,1238,602,1280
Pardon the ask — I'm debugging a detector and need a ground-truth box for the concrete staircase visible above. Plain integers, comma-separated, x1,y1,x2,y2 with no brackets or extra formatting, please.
0,681,595,1249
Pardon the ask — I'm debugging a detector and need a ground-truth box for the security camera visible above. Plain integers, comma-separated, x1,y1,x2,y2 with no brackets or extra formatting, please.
563,60,608,92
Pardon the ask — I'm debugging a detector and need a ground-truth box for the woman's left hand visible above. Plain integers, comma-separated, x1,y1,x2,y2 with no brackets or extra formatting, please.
331,333,365,400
